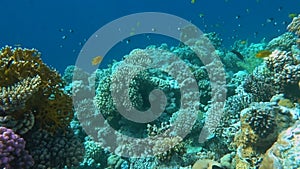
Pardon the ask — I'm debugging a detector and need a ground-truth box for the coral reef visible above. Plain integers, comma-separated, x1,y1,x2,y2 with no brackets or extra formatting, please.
259,120,300,169
0,76,40,134
0,127,34,169
288,14,300,37
24,128,84,169
0,46,73,133
266,32,296,51
265,50,300,97
1,13,299,168
242,65,275,102
233,102,295,169
79,136,108,168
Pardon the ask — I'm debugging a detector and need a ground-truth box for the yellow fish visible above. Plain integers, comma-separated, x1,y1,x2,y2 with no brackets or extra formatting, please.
91,56,103,65
256,50,272,58
288,13,298,19
191,0,196,4
240,40,247,45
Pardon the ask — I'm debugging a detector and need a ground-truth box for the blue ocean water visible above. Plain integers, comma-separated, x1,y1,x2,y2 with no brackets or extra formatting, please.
0,0,298,73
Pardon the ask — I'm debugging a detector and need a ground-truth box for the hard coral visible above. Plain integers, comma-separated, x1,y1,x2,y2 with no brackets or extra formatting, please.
0,76,40,134
24,128,84,168
233,102,294,169
0,46,73,133
0,127,34,169
288,14,300,37
260,120,300,169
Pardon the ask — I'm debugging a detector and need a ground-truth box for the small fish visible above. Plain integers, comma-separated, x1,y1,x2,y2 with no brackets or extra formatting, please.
256,50,272,58
266,18,274,23
235,15,240,19
14,44,22,47
191,0,196,4
231,50,244,60
240,40,247,45
199,13,205,18
91,56,103,65
288,13,298,19
136,21,140,27
282,21,287,25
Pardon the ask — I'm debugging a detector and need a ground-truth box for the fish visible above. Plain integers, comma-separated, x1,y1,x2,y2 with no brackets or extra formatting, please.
91,56,103,65
14,44,22,47
255,50,272,58
240,40,247,45
266,18,274,23
231,50,244,60
191,0,196,4
288,13,298,19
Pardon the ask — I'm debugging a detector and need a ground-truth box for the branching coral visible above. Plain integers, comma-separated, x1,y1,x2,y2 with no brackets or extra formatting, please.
0,46,73,133
288,14,300,37
0,127,34,169
0,76,40,134
24,128,84,168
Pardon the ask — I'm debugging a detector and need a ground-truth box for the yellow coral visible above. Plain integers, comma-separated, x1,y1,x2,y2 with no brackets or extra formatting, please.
0,46,73,133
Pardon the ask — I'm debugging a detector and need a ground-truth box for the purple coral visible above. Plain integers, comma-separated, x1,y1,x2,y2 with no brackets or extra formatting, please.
0,127,34,169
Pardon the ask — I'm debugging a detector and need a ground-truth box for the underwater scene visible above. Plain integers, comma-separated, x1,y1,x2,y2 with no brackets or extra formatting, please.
0,0,300,169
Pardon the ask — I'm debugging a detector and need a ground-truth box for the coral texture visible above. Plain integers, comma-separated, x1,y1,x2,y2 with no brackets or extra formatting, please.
0,127,34,169
288,14,300,37
24,128,84,169
0,46,73,133
260,120,300,169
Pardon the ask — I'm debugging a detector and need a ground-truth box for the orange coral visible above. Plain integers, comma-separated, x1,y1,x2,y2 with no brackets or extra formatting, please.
0,46,73,133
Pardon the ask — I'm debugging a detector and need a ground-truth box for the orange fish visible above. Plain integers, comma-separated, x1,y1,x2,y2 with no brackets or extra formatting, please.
256,50,272,58
91,56,103,65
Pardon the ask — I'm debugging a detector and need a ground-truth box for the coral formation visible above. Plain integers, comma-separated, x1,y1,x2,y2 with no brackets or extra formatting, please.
24,128,84,168
0,76,40,134
265,49,300,97
259,120,300,169
0,127,34,169
1,12,299,168
288,14,300,37
266,32,296,51
79,136,109,168
0,46,73,133
233,102,294,169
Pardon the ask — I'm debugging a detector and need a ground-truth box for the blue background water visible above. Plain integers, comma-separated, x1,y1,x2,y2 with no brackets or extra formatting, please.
0,0,298,73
